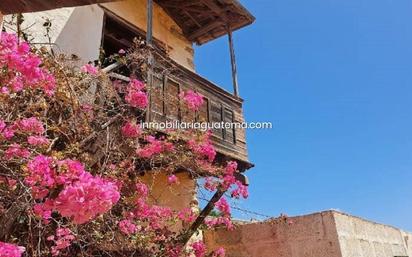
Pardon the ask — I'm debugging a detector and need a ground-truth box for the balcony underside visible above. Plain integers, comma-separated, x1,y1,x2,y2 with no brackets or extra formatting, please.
0,0,254,45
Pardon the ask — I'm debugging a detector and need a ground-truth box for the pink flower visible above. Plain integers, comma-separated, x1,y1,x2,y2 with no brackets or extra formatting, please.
118,49,126,54
121,121,141,138
215,198,231,216
0,32,56,95
191,241,206,257
129,79,145,91
33,202,53,222
27,136,49,146
25,155,56,188
125,88,148,109
54,176,120,224
17,117,45,135
177,208,196,223
118,219,137,235
3,144,30,160
2,126,15,139
231,181,249,199
0,241,25,257
212,247,226,257
167,174,179,185
135,182,149,197
136,136,174,158
49,228,75,256
0,120,5,132
188,137,216,163
80,63,98,75
180,90,204,111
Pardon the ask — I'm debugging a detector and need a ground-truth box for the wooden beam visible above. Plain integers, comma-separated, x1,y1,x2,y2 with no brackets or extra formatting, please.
199,0,227,20
188,20,223,41
228,27,239,97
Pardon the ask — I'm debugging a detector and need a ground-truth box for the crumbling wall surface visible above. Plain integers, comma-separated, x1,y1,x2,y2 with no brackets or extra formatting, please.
101,0,195,71
204,211,342,257
400,230,412,257
333,212,411,257
4,5,104,62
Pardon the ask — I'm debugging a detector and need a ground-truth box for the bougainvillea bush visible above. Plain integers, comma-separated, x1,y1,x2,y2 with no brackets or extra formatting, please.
0,32,248,257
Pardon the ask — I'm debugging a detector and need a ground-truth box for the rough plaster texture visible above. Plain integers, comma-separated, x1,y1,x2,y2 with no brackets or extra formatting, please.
334,212,411,257
101,0,195,70
205,211,342,257
4,5,104,63
140,172,197,212
205,211,412,257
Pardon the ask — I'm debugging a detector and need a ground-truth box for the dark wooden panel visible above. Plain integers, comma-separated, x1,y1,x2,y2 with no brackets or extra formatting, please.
164,79,180,120
210,101,223,139
150,75,164,122
223,108,235,144
197,98,209,123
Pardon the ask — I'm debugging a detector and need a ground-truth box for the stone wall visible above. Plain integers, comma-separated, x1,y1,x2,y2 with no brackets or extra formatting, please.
204,211,342,257
334,212,411,257
204,211,412,257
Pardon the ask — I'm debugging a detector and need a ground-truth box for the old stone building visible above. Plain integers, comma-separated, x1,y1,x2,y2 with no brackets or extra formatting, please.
1,2,410,257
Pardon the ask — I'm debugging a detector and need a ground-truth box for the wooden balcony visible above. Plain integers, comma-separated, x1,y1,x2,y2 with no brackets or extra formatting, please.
146,51,251,170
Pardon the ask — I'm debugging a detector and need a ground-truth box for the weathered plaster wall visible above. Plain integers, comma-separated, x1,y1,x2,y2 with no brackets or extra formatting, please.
101,0,194,70
334,212,412,257
140,172,197,212
4,5,104,63
205,211,412,257
204,211,342,257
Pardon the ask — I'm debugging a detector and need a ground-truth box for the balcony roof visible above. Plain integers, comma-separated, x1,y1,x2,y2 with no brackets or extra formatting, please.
0,0,254,45
155,0,255,45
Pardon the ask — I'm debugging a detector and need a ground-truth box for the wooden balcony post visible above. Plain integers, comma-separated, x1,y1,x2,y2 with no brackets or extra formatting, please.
0,12,3,32
228,27,239,97
146,0,153,121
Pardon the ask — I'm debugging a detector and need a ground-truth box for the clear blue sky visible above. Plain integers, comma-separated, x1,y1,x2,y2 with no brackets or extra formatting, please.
195,0,412,230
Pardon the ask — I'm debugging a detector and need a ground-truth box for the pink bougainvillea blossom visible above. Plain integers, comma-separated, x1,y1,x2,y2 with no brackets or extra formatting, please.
121,121,141,138
215,197,231,216
136,136,174,158
167,174,179,185
135,182,149,197
0,241,25,257
129,79,145,91
27,136,49,146
180,90,204,111
17,117,45,135
48,228,75,256
177,208,196,223
118,219,137,235
231,181,249,199
125,79,148,109
54,176,120,224
212,247,226,257
0,32,56,96
80,63,98,75
25,155,56,188
3,144,30,160
191,241,206,257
